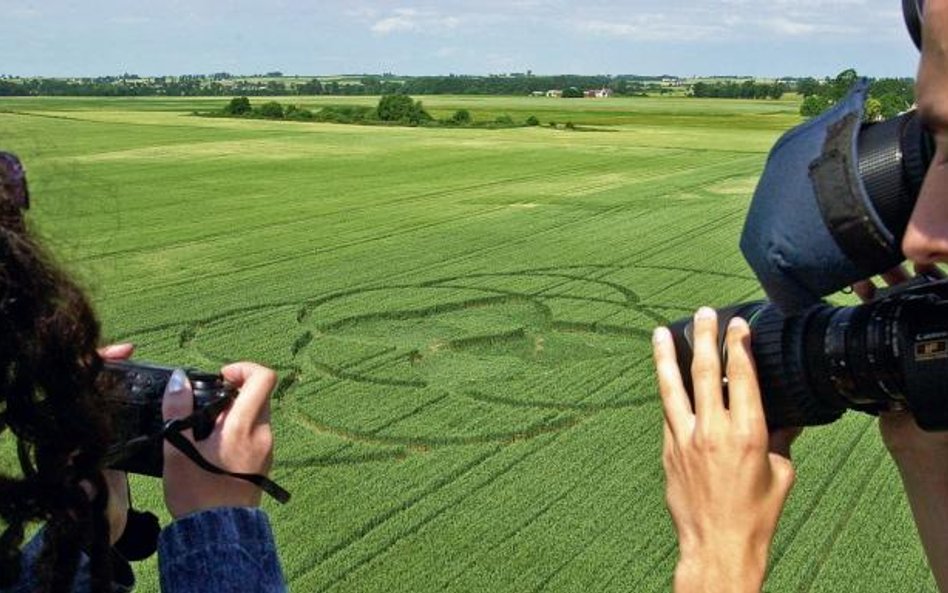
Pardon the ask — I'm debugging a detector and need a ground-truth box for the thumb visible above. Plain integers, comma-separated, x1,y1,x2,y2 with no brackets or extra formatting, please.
161,369,194,422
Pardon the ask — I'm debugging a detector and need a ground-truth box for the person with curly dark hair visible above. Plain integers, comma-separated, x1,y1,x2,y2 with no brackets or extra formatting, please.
0,152,286,593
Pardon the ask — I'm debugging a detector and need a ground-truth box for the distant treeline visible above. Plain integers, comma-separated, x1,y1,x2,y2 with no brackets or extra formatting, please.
689,81,787,100
398,76,656,95
0,76,317,97
0,72,917,112
0,74,677,97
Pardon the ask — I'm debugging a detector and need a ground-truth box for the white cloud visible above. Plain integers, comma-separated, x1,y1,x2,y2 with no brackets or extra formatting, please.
572,1,889,43
578,16,726,42
370,7,461,35
763,17,857,36
372,11,418,33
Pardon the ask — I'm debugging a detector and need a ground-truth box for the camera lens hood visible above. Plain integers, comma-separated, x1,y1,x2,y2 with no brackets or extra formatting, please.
741,80,899,314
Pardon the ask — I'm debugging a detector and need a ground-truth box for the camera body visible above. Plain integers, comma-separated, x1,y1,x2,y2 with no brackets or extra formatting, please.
102,360,237,476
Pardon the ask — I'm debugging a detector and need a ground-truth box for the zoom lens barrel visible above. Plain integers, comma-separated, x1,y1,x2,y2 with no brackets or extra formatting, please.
668,279,948,431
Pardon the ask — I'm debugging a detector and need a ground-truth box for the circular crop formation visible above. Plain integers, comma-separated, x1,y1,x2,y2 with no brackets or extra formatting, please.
155,265,756,449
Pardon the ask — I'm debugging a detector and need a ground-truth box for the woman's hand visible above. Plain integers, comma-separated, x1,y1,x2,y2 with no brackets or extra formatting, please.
653,309,797,593
161,362,276,519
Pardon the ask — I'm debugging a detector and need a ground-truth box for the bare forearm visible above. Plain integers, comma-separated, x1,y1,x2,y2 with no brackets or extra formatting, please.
894,459,948,592
674,545,767,593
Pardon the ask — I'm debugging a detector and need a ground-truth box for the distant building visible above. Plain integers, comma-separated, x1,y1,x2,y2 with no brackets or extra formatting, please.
584,88,613,98
546,89,563,98
530,90,546,97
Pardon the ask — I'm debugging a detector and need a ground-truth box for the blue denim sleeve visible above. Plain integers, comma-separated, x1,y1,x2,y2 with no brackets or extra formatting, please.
6,529,134,593
157,507,286,593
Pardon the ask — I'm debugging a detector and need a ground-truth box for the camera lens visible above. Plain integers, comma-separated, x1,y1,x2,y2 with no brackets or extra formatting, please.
857,110,934,242
668,280,948,431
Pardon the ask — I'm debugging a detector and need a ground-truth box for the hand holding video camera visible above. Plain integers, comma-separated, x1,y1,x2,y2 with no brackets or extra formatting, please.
658,2,948,591
668,0,947,434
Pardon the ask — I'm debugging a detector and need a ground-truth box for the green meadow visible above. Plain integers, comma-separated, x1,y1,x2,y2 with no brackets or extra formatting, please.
0,95,935,592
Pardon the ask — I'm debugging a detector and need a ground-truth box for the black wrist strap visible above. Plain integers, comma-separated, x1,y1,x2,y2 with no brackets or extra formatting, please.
162,419,291,504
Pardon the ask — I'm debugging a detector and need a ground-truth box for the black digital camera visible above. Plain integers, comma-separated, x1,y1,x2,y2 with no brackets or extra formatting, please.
101,360,237,476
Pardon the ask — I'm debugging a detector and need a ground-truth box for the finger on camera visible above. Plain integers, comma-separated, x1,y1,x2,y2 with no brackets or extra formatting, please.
852,279,876,302
913,262,947,279
690,307,724,420
653,327,692,439
725,317,765,430
97,342,134,361
221,362,276,427
161,368,195,425
880,265,911,286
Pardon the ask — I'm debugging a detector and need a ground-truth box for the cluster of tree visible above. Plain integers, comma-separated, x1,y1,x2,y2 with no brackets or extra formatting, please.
219,96,316,120
214,96,543,129
797,69,915,119
294,77,404,96
375,94,431,124
689,80,787,100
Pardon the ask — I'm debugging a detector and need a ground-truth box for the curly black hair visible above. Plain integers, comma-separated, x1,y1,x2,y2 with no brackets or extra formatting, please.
0,162,115,593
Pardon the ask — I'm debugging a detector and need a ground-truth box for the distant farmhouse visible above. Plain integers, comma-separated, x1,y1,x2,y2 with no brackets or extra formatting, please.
540,88,612,98
584,88,613,98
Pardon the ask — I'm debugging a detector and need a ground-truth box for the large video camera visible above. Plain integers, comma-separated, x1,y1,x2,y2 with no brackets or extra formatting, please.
670,278,948,430
669,0,948,430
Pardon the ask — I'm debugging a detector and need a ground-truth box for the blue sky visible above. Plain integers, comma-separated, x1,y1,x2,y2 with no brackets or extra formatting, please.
1,0,920,78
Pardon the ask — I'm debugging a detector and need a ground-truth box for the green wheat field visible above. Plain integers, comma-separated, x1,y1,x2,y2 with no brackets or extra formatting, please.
0,94,935,592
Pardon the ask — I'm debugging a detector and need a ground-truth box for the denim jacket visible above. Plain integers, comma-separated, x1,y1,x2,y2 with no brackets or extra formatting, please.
7,507,286,593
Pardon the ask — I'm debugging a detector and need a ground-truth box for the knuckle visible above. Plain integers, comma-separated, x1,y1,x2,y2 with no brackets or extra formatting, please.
734,430,762,453
691,356,719,378
692,430,719,453
726,365,754,383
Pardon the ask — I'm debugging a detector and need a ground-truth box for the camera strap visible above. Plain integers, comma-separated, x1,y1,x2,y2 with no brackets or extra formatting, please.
161,417,291,504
